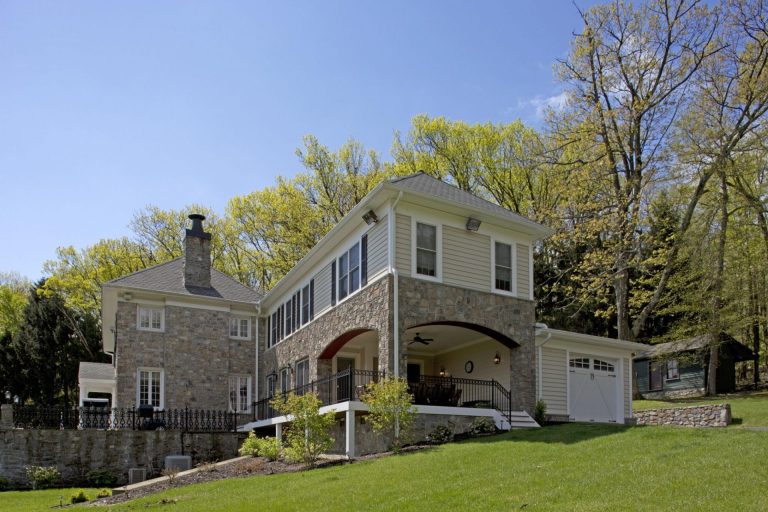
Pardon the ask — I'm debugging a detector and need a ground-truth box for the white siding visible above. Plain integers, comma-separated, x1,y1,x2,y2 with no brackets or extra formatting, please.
313,263,333,315
442,225,491,292
540,347,567,415
367,214,388,279
395,214,411,275
516,243,530,300
624,357,631,418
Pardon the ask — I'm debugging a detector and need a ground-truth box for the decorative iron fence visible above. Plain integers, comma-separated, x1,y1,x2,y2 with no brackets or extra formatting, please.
11,404,248,432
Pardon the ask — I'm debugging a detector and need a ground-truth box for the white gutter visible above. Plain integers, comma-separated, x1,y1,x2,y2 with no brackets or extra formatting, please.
254,303,261,405
388,191,403,377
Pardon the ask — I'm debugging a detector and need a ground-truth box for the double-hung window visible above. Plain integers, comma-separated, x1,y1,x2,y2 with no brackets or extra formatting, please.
137,368,163,409
301,284,310,325
229,317,250,339
494,242,513,292
416,222,437,277
138,306,164,331
666,359,679,380
280,368,290,394
296,358,310,394
285,299,293,336
229,375,251,413
266,374,276,398
338,242,360,300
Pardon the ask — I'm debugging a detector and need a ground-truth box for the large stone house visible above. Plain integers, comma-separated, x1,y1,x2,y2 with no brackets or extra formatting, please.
81,173,645,456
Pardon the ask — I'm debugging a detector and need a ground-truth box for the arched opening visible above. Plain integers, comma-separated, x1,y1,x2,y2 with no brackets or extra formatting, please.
317,328,382,403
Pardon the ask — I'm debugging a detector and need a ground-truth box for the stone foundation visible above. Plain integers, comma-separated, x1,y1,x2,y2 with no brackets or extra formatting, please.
633,404,731,427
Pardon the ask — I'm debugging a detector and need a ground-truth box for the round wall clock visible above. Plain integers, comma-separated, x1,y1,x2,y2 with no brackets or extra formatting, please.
464,360,474,374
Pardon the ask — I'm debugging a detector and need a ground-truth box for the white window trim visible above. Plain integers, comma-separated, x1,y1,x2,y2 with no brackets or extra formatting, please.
665,359,680,381
490,237,517,297
411,218,442,282
279,367,291,393
137,305,165,332
229,316,251,340
336,240,362,304
136,367,164,410
229,375,252,413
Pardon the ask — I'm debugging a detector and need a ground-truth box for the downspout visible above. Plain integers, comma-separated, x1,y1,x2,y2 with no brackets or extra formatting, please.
388,191,404,378
254,302,261,412
533,323,550,402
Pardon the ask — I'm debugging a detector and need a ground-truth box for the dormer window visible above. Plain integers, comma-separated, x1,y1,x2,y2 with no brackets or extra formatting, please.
137,306,164,332
416,222,437,277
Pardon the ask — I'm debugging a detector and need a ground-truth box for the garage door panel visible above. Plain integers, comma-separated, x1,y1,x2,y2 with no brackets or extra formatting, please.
569,355,620,423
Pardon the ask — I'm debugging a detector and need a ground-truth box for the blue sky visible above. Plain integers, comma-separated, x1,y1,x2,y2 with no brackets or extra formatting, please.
0,1,594,281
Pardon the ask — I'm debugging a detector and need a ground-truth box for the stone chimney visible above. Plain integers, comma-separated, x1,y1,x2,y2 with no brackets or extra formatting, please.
184,213,212,288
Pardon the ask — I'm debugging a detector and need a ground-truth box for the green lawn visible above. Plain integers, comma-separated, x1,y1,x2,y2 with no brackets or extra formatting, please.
4,393,767,512
633,391,768,427
0,488,103,511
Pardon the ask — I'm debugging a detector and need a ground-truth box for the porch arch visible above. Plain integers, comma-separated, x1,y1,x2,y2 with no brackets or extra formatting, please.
407,321,520,350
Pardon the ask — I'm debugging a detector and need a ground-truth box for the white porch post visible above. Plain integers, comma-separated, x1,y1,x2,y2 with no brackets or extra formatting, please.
275,423,282,442
345,408,356,458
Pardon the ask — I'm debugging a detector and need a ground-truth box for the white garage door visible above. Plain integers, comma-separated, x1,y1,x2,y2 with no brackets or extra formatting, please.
569,355,619,423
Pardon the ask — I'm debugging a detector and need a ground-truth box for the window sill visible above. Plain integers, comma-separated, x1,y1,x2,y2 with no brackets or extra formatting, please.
137,328,164,333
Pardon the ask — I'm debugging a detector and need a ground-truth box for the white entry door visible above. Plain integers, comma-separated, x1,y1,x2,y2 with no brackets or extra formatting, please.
569,355,619,423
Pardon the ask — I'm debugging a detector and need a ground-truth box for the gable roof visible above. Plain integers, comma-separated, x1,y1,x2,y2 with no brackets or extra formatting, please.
388,173,550,235
106,258,260,304
638,334,754,361
78,362,115,382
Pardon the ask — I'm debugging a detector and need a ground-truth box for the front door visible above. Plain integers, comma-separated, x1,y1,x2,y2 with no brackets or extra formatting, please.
336,357,355,401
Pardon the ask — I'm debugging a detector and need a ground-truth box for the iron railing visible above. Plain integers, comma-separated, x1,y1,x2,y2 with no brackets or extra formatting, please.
11,404,249,432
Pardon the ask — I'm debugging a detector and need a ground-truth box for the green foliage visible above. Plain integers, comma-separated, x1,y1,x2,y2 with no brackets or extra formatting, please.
0,476,9,491
96,488,112,498
85,468,117,488
0,272,29,337
533,400,547,426
238,432,282,461
70,489,89,504
271,392,335,466
468,417,497,436
361,378,415,452
25,465,60,490
426,424,453,444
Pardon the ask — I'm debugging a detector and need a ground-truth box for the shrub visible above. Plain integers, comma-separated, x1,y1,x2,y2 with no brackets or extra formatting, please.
96,488,112,498
361,378,415,452
239,433,282,461
0,476,9,492
272,392,335,466
426,424,454,444
469,416,497,436
85,468,118,488
25,465,60,490
533,399,547,425
70,489,89,504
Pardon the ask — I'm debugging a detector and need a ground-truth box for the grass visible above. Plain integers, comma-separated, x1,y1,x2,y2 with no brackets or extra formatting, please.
633,390,768,427
0,488,103,511
4,392,766,512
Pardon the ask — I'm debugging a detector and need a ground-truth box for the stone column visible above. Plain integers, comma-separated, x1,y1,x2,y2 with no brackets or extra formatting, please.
0,404,13,429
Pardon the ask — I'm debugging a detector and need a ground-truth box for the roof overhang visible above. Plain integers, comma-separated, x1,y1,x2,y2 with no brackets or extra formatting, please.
536,328,648,354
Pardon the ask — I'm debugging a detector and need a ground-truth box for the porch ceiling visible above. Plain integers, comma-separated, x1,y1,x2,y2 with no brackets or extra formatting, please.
405,324,502,355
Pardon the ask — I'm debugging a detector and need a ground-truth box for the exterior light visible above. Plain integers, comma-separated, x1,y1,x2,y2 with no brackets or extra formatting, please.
362,210,379,225
466,217,481,232
439,367,446,377
493,353,501,365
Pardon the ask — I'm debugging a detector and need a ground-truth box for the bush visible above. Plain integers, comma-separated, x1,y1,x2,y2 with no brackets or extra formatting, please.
85,468,118,488
96,488,112,498
360,378,415,452
272,392,335,466
426,424,454,444
25,465,60,490
239,433,282,461
0,476,9,491
469,416,497,436
533,399,547,425
70,489,90,504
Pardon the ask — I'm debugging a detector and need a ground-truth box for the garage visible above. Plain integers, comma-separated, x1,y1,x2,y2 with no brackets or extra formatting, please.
535,328,646,424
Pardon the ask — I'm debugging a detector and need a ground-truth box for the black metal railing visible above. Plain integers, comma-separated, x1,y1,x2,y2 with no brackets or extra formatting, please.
252,369,514,423
254,368,384,421
11,404,249,432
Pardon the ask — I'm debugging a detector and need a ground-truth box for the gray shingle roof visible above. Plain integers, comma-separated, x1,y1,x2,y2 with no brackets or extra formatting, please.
389,172,547,231
639,334,753,361
106,258,261,303
78,362,116,382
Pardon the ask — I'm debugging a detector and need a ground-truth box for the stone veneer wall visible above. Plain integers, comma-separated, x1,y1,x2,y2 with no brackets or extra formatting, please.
633,404,732,427
398,277,537,413
0,428,243,488
116,302,255,410
259,276,393,397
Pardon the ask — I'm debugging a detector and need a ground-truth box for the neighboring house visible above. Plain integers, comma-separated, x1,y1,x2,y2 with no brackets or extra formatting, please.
80,172,646,456
633,334,754,399
78,214,260,414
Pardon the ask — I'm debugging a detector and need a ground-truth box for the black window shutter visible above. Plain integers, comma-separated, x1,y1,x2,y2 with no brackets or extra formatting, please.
309,278,315,320
279,305,284,340
292,293,297,330
267,314,271,347
331,261,337,306
361,234,368,287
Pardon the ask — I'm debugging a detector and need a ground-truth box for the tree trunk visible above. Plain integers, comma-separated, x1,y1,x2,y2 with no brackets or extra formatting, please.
707,171,729,396
751,275,761,385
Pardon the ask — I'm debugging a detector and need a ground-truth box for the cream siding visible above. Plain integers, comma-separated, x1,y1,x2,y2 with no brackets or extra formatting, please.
313,263,333,315
516,243,530,300
540,347,568,415
624,357,631,418
367,214,388,279
440,226,491,291
395,214,411,275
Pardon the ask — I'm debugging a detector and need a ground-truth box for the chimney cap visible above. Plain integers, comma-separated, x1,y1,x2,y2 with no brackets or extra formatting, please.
188,213,206,222
186,213,211,240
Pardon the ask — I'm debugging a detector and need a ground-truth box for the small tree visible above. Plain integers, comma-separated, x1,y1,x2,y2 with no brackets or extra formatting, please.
361,377,415,452
271,392,334,466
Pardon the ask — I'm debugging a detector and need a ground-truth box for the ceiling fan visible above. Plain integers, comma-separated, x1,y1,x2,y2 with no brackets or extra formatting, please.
408,333,434,346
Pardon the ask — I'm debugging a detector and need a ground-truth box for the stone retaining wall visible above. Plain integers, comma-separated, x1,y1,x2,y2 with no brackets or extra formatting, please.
0,428,244,488
633,404,731,427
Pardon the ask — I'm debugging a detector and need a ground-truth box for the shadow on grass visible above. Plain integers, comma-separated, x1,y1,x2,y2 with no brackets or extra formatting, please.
455,422,634,446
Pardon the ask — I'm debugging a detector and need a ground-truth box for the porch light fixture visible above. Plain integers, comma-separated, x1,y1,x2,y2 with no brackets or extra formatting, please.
362,210,379,225
493,353,501,365
439,366,446,377
466,217,481,232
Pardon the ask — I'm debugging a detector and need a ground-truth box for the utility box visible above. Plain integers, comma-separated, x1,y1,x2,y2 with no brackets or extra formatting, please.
164,455,192,472
128,468,146,485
